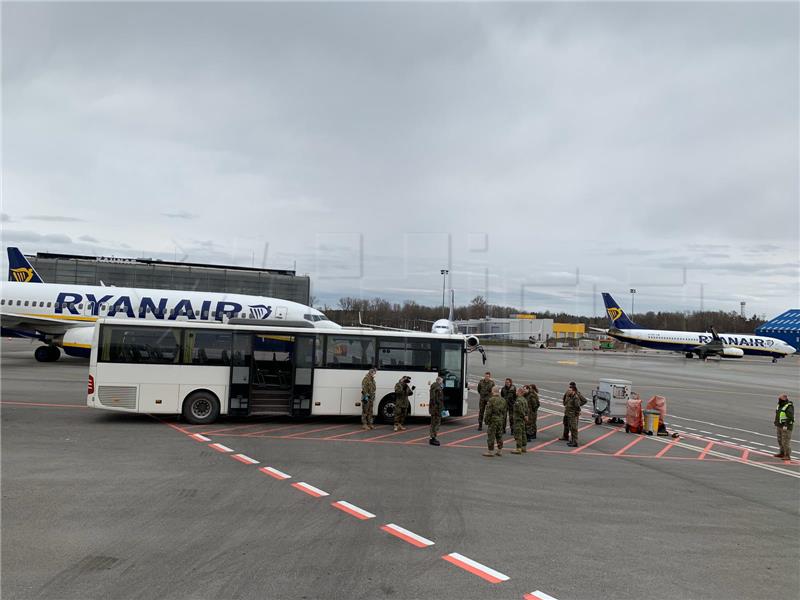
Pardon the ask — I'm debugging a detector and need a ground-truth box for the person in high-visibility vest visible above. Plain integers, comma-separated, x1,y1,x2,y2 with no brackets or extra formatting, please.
773,394,794,460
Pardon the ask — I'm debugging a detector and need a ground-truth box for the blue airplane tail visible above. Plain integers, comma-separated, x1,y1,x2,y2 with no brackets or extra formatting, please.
602,292,641,329
7,247,43,283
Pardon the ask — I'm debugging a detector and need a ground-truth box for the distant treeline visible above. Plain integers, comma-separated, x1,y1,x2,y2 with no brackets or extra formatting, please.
323,296,766,334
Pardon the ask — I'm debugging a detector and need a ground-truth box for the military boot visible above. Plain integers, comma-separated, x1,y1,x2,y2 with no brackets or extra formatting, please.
482,450,494,457
393,425,399,432
494,449,502,456
511,448,522,454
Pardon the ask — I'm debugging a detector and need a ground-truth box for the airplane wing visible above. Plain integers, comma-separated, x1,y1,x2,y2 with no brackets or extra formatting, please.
589,327,609,333
357,312,415,332
0,311,92,335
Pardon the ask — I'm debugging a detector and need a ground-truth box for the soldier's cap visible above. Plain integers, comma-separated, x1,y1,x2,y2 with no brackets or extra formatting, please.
569,381,577,389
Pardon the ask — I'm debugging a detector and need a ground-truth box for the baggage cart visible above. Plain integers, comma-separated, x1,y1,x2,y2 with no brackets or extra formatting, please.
591,378,631,425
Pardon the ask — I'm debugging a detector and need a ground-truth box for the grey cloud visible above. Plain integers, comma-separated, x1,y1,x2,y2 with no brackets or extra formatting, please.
1,213,9,222
3,229,73,244
24,215,85,222
2,2,797,315
78,234,99,243
161,211,196,220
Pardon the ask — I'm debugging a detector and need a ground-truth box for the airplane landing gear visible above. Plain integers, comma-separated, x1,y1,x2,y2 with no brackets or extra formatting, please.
772,357,778,364
685,352,694,359
34,345,61,362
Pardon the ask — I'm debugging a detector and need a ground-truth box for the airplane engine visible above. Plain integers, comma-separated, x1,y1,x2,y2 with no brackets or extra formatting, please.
59,326,95,358
721,347,744,358
465,335,480,349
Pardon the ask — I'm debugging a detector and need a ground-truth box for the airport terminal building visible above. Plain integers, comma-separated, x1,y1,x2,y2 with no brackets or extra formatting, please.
755,309,800,351
23,252,310,304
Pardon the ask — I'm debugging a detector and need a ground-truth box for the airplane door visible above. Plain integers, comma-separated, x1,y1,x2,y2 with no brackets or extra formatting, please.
275,306,288,320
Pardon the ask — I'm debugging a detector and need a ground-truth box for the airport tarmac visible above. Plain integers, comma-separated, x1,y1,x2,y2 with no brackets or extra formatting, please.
2,338,798,600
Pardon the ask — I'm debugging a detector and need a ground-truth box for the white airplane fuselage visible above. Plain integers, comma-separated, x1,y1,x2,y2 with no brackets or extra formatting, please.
0,280,339,358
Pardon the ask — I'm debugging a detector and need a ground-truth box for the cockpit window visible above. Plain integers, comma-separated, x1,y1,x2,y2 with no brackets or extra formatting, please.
304,313,330,322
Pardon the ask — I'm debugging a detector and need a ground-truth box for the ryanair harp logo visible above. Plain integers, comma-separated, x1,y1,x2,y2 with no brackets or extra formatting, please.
10,267,34,282
607,307,623,321
248,304,273,319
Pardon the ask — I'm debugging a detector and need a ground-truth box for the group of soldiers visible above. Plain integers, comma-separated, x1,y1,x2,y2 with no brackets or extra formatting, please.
361,368,795,462
476,372,587,456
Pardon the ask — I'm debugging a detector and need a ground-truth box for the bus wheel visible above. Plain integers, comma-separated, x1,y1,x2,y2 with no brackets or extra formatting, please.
685,352,693,359
182,392,220,425
377,396,397,424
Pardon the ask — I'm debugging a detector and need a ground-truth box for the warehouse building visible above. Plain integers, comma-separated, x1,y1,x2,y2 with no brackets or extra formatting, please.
454,317,554,342
23,252,310,305
755,309,800,351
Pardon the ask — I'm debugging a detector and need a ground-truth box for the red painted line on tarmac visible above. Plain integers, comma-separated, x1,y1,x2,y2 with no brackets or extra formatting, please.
654,438,681,458
447,416,562,447
200,423,268,435
190,433,211,442
405,421,477,444
231,453,260,465
283,423,350,438
697,441,715,460
613,435,645,456
525,591,559,600
571,429,618,453
530,423,594,452
331,500,375,520
324,427,380,440
208,443,234,453
242,423,311,437
291,482,329,497
259,466,291,480
361,424,428,441
0,401,87,409
442,552,509,583
741,449,750,462
150,415,192,435
380,524,435,547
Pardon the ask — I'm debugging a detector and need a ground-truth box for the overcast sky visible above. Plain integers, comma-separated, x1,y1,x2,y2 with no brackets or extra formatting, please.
2,2,798,317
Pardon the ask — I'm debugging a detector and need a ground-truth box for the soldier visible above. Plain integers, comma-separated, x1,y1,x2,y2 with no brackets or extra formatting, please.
773,393,794,460
524,384,540,441
510,387,530,454
476,371,495,431
429,376,444,446
393,376,414,432
500,378,517,433
483,386,506,457
562,381,587,447
360,367,377,430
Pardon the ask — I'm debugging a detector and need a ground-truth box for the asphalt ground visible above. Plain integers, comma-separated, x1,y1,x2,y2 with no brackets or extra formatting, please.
2,338,799,600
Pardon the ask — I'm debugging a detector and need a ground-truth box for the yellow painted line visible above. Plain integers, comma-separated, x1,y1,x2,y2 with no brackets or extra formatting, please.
557,360,577,365
63,342,92,349
23,313,97,322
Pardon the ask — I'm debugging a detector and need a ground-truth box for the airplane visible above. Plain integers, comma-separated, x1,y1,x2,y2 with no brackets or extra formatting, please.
359,289,525,363
1,247,340,362
594,292,796,363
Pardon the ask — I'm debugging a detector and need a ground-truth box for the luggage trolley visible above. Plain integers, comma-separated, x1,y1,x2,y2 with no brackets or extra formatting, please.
591,378,631,425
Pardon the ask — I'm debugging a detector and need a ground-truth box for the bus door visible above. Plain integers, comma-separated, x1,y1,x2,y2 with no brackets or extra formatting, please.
291,335,314,417
228,332,253,417
440,342,465,416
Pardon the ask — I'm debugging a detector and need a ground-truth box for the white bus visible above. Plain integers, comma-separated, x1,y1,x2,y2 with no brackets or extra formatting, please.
87,318,469,424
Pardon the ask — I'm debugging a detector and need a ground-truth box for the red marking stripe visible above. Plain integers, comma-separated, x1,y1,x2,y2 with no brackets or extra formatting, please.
442,552,509,583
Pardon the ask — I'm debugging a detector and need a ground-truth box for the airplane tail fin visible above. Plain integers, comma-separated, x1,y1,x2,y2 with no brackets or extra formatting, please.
602,292,641,329
448,289,455,322
7,247,44,283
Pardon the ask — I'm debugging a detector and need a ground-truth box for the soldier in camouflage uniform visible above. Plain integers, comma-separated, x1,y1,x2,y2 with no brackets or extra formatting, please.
500,378,517,433
562,381,587,447
476,372,494,431
482,386,507,457
360,368,377,430
510,387,530,454
393,376,414,432
429,377,444,446
524,384,540,441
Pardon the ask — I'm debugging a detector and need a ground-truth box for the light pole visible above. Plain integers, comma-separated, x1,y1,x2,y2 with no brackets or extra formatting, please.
630,288,637,315
440,269,449,317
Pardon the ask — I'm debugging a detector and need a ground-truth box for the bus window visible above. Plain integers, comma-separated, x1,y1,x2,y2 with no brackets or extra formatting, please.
182,330,233,365
377,338,432,369
325,336,376,368
99,326,182,364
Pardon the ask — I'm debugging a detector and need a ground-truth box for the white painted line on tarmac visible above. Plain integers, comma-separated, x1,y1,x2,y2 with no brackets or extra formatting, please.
525,591,560,600
381,524,435,547
291,482,329,497
442,552,509,583
331,501,375,520
208,443,234,453
232,453,260,464
259,466,291,480
190,433,210,442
